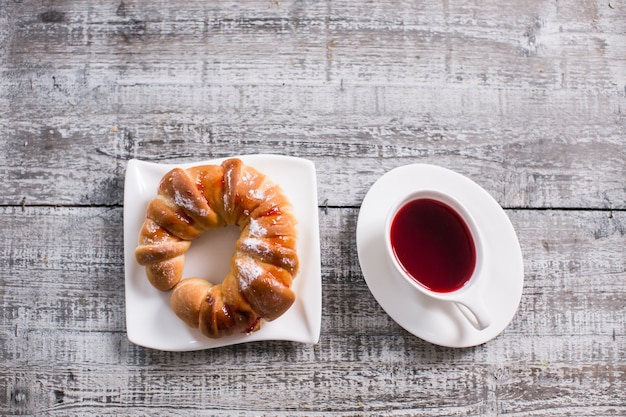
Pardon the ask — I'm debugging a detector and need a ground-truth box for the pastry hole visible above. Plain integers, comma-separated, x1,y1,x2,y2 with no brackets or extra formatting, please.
182,225,241,285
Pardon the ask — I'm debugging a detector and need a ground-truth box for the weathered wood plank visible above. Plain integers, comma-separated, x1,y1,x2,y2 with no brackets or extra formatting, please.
1,206,624,415
2,363,624,416
3,113,625,209
2,0,625,208
2,0,625,416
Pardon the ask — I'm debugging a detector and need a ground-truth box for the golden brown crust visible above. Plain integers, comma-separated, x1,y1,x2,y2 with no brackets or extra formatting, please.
134,158,299,338
170,278,213,328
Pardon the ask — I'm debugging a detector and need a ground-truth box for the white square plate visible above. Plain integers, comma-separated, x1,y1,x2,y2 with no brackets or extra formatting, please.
124,154,322,351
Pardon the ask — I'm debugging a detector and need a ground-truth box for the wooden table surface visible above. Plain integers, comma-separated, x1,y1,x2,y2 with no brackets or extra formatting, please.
1,1,625,415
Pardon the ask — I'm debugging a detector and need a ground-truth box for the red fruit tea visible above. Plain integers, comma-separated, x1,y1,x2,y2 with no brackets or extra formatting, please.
390,198,476,293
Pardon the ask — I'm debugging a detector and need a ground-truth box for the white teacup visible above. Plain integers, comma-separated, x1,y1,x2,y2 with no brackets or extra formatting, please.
385,190,491,330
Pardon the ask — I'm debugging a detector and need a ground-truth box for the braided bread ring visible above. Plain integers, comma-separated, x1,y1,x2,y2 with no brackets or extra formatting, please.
135,158,299,338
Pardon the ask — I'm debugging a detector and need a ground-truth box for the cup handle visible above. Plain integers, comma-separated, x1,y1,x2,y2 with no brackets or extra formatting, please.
453,294,491,331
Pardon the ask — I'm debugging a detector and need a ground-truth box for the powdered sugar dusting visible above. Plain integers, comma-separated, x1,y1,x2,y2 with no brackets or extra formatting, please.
241,236,298,272
150,258,175,275
146,219,159,234
248,186,267,200
281,256,297,269
241,169,253,185
174,189,207,217
235,257,264,290
248,219,267,238
241,237,272,256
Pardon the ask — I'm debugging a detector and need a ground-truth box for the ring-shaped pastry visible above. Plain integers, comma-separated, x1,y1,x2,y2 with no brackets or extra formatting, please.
135,158,299,338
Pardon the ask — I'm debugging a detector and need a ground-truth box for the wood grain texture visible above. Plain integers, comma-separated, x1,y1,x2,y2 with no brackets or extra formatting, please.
1,0,625,208
1,207,624,416
1,0,625,416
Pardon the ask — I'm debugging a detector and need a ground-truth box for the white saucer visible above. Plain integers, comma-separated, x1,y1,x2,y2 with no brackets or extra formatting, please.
356,164,524,348
124,154,322,351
